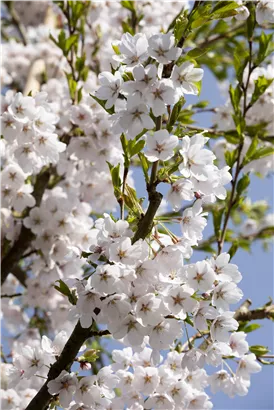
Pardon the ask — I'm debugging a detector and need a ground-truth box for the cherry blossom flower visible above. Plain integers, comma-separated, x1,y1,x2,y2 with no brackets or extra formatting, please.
115,32,148,66
8,92,36,122
144,129,178,162
256,0,274,25
118,104,155,139
229,332,249,357
135,293,168,326
96,72,123,109
212,281,243,312
148,33,181,64
236,353,262,380
180,200,208,245
210,311,239,342
47,370,78,408
167,179,194,210
179,134,216,181
187,260,216,292
171,62,204,95
146,80,177,117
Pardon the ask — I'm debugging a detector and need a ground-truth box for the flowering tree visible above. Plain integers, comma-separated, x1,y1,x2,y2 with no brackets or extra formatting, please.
1,1,274,409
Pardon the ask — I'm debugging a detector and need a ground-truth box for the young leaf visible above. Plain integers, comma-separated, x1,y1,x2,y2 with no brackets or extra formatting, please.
249,345,269,356
121,0,135,12
236,174,250,196
128,140,146,158
250,76,274,107
250,146,274,161
187,47,210,59
174,15,188,43
228,240,239,259
54,280,77,305
138,152,149,183
256,32,273,66
224,149,238,168
90,94,115,115
242,323,261,333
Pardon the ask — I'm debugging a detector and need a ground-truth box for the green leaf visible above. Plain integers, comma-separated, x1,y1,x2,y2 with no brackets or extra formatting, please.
107,162,121,197
174,15,188,43
236,174,250,196
250,146,274,161
112,43,121,55
177,109,195,124
244,136,259,165
213,9,239,19
76,55,86,73
212,207,224,237
77,86,83,103
185,315,194,327
189,3,212,28
212,1,239,13
65,34,79,54
124,184,143,215
256,32,274,66
242,323,261,333
122,71,134,81
122,20,134,35
228,240,239,259
65,72,77,101
128,139,146,158
54,280,77,305
79,349,100,363
224,149,238,168
192,101,209,109
121,0,135,11
250,76,274,107
90,94,115,115
229,85,242,114
247,2,256,40
187,47,210,59
194,80,202,96
138,152,149,183
249,345,269,356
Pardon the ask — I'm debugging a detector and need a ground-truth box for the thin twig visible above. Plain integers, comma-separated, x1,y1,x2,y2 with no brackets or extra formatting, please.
1,293,23,299
5,1,28,45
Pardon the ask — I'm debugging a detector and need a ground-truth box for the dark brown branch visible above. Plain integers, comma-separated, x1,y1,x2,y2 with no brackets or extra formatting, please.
234,303,274,322
132,190,163,243
11,265,28,287
25,323,110,410
1,168,51,285
1,293,22,299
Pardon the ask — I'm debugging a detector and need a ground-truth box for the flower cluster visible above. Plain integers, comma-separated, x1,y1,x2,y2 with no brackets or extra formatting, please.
1,2,273,410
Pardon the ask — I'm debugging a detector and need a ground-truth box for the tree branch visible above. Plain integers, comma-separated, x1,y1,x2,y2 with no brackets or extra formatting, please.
5,1,28,45
234,302,274,322
25,323,110,410
9,265,27,287
1,168,51,285
1,293,22,299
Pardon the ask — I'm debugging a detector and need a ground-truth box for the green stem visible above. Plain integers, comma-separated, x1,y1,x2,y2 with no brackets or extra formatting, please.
217,34,254,255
